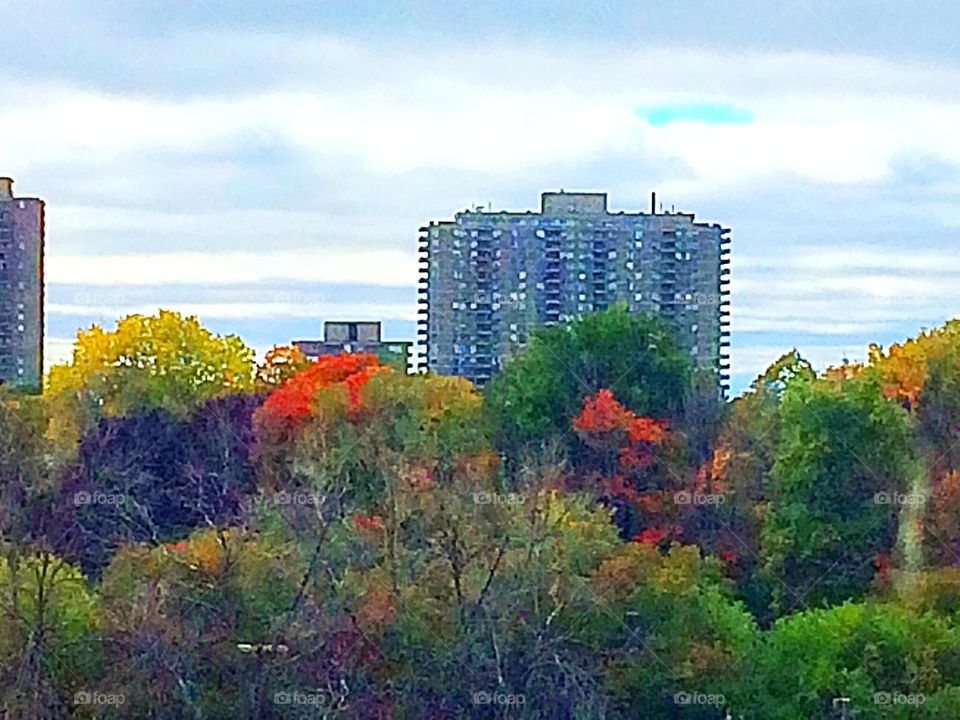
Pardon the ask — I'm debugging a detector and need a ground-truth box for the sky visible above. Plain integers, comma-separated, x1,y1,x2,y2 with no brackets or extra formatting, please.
3,0,960,394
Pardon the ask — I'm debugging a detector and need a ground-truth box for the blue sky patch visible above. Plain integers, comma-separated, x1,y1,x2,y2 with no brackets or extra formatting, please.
638,102,755,127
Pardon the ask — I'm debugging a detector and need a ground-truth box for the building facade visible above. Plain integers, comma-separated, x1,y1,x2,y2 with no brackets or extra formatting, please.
294,321,413,373
418,191,730,392
0,177,44,391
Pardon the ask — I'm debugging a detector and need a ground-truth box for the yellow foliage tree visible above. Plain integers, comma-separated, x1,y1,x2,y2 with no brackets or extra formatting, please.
46,310,255,442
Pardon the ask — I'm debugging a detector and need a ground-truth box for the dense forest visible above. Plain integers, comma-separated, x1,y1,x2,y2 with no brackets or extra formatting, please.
4,305,960,718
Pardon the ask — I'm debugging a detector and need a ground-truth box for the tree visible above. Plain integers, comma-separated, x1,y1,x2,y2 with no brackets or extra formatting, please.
762,375,916,612
701,350,815,621
0,390,50,544
254,345,311,392
586,543,758,719
569,388,677,540
57,393,262,576
486,304,689,456
0,552,100,720
97,528,301,719
46,310,255,443
746,601,960,719
867,321,960,570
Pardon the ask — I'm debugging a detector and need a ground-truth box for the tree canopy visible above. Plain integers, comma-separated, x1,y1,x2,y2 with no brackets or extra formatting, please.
7,309,960,717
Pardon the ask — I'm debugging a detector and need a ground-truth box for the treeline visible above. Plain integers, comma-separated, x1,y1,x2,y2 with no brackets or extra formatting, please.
3,307,960,718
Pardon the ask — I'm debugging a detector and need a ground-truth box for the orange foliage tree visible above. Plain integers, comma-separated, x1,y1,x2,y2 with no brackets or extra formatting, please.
867,321,960,568
258,352,387,424
571,389,677,542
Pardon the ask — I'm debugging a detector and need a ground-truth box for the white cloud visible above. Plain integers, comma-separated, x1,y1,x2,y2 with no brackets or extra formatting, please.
48,300,416,321
47,248,416,286
5,42,960,184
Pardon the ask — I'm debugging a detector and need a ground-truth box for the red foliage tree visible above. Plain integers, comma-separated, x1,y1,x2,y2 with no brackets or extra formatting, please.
572,389,673,540
573,389,665,460
259,352,387,423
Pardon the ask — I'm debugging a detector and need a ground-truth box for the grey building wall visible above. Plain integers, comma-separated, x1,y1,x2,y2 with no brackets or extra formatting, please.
418,191,730,393
294,320,414,373
0,178,44,391
324,320,381,344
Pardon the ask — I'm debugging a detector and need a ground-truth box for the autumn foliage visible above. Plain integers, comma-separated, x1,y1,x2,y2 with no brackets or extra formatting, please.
573,389,666,471
571,388,678,543
259,351,388,422
21,308,960,718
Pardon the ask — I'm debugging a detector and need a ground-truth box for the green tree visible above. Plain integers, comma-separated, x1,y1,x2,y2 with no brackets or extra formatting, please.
583,543,758,719
0,552,100,720
706,350,815,621
485,304,690,455
763,375,916,612
746,601,960,719
98,528,301,720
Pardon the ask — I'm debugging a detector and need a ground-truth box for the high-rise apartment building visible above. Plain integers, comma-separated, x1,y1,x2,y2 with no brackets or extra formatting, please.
418,191,730,393
0,177,44,391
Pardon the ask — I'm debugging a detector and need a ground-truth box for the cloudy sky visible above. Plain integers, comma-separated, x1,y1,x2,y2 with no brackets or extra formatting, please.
3,0,960,393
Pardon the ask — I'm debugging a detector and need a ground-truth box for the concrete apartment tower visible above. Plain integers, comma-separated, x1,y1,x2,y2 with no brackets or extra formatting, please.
418,191,730,393
0,177,44,391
